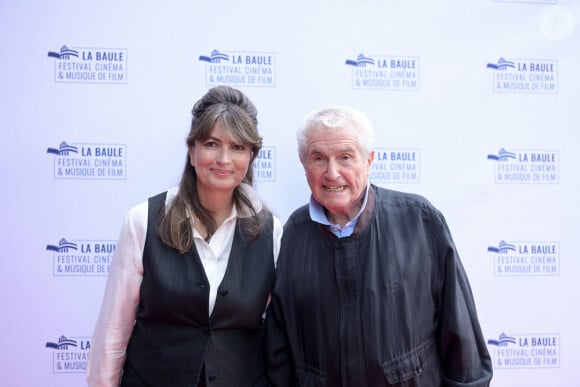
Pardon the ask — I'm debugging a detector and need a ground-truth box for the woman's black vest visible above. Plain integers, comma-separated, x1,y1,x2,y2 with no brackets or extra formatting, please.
121,192,275,387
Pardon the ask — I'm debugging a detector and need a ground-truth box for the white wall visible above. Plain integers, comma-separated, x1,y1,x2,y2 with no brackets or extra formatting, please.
1,0,578,385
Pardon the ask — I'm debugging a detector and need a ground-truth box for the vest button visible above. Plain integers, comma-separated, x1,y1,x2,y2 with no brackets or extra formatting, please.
208,375,217,381
219,290,229,296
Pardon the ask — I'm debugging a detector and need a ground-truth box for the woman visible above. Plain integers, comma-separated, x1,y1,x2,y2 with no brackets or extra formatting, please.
87,86,282,386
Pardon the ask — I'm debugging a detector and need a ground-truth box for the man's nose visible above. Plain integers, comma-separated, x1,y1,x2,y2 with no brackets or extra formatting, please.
325,159,340,179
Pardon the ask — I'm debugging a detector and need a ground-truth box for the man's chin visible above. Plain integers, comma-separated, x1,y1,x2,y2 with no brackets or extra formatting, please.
318,199,348,212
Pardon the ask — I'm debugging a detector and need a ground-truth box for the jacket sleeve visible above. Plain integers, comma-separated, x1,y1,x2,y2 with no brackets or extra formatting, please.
434,213,493,386
265,291,296,387
86,203,146,386
265,225,297,387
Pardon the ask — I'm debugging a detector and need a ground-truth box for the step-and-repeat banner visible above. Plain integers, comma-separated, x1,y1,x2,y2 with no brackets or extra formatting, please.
1,1,578,385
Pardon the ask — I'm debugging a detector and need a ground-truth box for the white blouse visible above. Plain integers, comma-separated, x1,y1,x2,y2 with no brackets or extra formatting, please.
86,185,283,386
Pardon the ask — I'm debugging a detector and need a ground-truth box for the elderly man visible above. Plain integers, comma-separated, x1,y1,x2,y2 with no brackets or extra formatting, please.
266,106,492,386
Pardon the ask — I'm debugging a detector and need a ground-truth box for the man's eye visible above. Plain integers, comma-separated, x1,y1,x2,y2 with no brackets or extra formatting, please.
308,156,326,168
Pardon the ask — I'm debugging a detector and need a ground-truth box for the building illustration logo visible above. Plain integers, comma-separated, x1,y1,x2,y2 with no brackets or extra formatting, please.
47,46,79,60
487,240,560,276
486,56,558,93
487,332,517,347
46,335,90,373
486,148,516,161
486,57,515,70
486,240,516,254
46,142,79,156
46,237,115,276
46,238,78,253
198,48,275,87
46,140,127,180
198,49,230,63
487,148,559,184
46,335,78,350
47,44,127,84
487,332,560,369
345,52,419,90
345,53,375,67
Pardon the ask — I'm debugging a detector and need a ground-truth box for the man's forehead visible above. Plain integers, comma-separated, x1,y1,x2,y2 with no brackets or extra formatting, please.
307,139,358,154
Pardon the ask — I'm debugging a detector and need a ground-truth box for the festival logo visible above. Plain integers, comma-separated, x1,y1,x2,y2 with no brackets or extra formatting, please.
487,148,559,184
370,148,420,183
198,49,275,87
45,335,91,373
47,45,127,84
487,240,560,276
487,332,560,369
46,238,115,276
486,57,558,93
253,146,276,182
345,53,419,90
46,141,127,180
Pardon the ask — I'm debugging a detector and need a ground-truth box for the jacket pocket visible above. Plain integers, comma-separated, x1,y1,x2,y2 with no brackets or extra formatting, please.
381,337,438,384
296,364,326,387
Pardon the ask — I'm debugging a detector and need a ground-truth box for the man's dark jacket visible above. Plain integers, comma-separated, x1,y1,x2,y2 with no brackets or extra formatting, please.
266,185,493,386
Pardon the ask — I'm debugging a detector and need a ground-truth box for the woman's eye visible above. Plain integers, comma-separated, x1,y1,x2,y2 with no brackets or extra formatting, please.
233,144,246,151
204,141,218,148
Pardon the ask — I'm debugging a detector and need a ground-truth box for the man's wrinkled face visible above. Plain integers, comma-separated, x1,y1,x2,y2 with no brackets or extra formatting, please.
303,125,374,225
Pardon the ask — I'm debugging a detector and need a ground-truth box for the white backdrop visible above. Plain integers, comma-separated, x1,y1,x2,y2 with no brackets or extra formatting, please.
1,1,578,386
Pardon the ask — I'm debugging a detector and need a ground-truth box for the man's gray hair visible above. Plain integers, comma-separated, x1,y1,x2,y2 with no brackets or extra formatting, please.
297,105,375,162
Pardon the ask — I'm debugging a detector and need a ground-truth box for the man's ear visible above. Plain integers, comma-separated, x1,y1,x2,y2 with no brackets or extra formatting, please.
367,150,375,165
